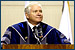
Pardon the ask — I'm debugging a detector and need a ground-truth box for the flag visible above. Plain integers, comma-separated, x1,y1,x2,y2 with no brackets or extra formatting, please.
24,1,30,21
59,1,73,44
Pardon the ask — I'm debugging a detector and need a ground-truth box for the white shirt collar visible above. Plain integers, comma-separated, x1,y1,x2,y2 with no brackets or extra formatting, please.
27,21,40,30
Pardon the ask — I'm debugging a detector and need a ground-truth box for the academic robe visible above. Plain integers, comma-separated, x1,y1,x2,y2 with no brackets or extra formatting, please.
1,21,70,48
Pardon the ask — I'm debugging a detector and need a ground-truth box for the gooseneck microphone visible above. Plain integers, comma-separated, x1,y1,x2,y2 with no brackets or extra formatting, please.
33,26,43,44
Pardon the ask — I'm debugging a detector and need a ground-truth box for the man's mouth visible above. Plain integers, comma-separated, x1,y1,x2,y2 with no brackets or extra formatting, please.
36,16,42,18
36,15,42,17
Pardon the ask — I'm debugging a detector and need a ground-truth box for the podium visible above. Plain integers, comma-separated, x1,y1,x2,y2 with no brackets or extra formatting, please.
3,44,74,49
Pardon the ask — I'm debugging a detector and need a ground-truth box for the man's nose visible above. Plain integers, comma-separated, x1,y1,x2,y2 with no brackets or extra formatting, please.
37,11,41,15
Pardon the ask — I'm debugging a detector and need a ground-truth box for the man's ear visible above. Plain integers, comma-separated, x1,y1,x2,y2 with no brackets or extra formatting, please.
25,12,29,19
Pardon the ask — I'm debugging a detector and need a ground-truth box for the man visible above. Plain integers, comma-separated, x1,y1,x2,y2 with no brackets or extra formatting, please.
1,2,70,48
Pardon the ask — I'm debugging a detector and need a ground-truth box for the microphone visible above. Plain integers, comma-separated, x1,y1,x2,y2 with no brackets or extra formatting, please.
33,33,41,44
38,26,43,38
33,26,41,44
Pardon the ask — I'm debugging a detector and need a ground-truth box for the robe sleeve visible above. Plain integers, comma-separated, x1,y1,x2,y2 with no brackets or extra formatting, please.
1,27,12,49
1,26,20,49
47,28,71,44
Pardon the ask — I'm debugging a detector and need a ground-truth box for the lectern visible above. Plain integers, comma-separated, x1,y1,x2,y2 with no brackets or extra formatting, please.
3,44,74,49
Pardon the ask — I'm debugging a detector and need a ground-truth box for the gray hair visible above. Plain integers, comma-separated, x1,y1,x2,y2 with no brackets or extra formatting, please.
24,2,42,14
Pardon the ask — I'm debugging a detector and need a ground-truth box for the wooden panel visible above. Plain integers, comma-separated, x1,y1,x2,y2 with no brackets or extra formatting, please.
3,44,74,49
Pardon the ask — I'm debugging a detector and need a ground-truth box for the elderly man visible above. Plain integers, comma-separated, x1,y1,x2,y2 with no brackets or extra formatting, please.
1,2,70,48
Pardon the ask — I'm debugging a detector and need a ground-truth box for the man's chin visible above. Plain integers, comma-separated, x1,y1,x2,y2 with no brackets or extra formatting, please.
36,21,42,23
36,19,42,22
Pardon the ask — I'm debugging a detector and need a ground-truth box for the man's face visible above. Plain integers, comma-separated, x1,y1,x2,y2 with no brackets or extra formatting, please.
26,4,43,24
